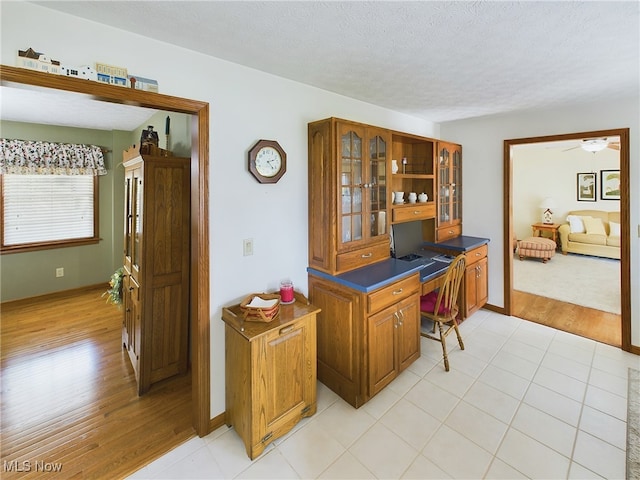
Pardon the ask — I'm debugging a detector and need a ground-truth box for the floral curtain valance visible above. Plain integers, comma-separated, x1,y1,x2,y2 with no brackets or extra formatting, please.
0,138,107,176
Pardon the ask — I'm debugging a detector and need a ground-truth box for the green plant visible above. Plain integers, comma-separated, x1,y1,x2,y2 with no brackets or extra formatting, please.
103,267,124,305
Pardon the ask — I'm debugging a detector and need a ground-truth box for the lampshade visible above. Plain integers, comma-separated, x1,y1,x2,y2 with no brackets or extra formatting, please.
539,197,557,210
581,139,608,153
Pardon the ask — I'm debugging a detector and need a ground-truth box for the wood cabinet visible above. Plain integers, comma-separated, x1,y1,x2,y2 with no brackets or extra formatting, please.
390,131,437,233
122,148,190,395
308,118,391,275
462,244,488,318
308,272,420,407
436,142,462,242
222,298,319,459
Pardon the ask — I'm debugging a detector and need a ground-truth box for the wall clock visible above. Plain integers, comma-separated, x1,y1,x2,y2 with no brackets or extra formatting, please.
248,139,286,184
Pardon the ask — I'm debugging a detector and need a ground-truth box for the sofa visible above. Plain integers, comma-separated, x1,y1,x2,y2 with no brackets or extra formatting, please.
557,210,620,259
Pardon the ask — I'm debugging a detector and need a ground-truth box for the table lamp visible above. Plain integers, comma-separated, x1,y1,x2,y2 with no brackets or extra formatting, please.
539,197,557,224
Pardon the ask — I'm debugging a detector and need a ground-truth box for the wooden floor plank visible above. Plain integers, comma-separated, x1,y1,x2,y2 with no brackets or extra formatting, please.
1,286,194,479
513,289,621,347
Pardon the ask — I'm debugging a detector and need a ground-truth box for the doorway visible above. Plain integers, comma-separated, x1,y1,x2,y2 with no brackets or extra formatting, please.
503,128,631,351
0,66,212,436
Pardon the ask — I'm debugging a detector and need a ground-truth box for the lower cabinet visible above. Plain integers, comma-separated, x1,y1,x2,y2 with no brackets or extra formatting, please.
122,271,141,380
462,244,489,318
222,298,319,460
308,272,420,408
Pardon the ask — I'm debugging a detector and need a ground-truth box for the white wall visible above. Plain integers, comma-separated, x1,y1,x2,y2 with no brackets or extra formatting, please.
513,146,620,241
441,99,640,347
1,2,438,418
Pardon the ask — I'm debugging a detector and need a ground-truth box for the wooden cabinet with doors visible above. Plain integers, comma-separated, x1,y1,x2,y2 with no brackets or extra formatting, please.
122,147,190,395
436,142,462,241
462,244,488,318
308,272,420,408
308,118,391,275
222,296,319,460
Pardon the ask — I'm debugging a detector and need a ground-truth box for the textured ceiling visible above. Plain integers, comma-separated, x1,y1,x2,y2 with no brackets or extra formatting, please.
28,0,639,124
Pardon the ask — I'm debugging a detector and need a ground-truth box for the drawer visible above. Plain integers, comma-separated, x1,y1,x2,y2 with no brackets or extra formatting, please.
436,224,462,242
392,203,436,223
336,242,389,273
421,275,445,296
368,274,419,314
466,244,488,264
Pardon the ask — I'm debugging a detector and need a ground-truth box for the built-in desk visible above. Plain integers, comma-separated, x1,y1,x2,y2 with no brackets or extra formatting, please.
421,235,490,318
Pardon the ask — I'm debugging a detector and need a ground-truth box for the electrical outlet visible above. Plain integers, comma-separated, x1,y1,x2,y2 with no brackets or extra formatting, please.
243,238,253,256
56,267,64,277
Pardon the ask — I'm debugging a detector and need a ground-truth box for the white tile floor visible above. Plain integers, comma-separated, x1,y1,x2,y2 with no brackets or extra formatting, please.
129,310,639,479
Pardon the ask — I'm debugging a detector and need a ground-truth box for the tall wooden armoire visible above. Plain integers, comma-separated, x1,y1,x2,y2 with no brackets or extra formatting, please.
121,146,190,395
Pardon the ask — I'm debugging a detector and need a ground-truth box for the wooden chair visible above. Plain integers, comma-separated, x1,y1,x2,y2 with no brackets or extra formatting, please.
420,254,466,371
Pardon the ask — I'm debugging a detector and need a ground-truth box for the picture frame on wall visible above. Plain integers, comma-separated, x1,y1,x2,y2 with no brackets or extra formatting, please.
577,172,596,202
600,169,621,200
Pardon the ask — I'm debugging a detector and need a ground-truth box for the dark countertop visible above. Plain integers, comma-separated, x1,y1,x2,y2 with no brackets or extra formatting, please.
307,235,490,293
422,235,490,252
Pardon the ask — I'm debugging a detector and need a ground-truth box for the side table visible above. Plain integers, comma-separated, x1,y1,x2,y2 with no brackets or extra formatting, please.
531,222,561,249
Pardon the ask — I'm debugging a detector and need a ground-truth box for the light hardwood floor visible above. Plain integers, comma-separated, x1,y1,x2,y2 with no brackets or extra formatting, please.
513,289,621,347
1,286,194,479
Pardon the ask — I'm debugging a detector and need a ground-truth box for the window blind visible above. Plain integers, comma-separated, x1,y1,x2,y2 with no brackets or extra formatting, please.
3,175,94,245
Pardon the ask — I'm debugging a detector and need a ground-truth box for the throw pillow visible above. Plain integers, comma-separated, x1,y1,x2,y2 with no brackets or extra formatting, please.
566,215,586,233
583,216,606,235
609,221,621,237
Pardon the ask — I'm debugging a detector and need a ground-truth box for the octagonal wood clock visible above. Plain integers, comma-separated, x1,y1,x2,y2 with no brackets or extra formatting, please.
248,139,286,184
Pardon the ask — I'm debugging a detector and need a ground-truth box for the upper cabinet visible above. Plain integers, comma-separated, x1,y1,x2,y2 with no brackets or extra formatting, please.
309,118,391,274
436,142,462,241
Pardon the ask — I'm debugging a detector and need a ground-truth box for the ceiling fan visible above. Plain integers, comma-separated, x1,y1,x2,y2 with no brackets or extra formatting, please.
563,137,620,153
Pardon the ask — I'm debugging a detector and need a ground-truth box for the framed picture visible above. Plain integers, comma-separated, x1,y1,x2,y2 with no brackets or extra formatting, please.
600,169,620,200
577,172,596,202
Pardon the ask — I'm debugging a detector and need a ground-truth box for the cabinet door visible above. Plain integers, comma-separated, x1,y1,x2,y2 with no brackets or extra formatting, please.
367,128,389,239
338,123,366,250
368,304,398,397
124,275,141,379
396,294,420,372
464,257,488,317
437,142,462,229
259,318,314,437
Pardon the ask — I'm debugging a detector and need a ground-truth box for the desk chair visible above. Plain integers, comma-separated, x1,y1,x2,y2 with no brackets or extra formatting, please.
420,254,466,371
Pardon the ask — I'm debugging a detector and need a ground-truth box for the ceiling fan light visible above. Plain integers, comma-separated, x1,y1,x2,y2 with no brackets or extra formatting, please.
581,139,608,152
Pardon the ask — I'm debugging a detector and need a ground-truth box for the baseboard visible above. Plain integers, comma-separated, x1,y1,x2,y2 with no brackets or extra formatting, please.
208,411,226,435
482,303,506,315
1,283,107,306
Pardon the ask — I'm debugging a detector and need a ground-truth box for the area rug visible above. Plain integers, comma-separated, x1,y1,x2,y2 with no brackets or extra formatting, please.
513,251,620,314
628,368,640,479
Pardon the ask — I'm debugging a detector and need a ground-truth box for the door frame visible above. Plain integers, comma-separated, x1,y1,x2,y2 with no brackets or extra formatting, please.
503,128,631,352
0,65,211,435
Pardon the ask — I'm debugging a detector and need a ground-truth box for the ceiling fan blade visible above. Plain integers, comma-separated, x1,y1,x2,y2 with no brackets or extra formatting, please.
562,146,580,152
607,144,620,150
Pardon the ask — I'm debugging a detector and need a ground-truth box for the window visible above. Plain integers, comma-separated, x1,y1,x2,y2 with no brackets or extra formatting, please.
1,174,99,253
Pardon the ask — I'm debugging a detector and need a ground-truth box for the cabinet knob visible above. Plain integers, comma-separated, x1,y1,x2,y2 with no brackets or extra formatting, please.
361,252,373,258
413,211,420,215
392,288,403,295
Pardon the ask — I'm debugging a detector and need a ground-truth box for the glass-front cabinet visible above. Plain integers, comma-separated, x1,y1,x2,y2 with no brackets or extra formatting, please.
436,142,462,241
123,166,142,277
308,118,391,275
338,123,388,249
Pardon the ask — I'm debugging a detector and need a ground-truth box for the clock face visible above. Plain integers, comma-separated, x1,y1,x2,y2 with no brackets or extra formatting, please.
255,147,282,177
